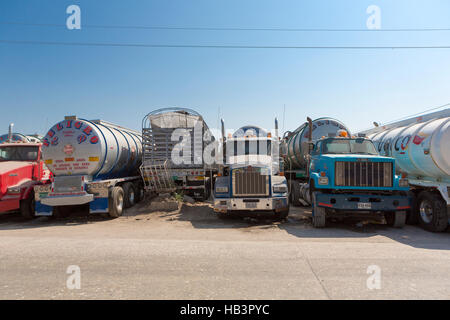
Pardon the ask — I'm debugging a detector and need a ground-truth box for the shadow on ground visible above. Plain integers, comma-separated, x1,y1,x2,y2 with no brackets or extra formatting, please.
0,209,113,231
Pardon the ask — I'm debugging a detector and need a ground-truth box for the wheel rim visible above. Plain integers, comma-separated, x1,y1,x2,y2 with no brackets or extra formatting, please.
116,193,124,212
419,199,433,224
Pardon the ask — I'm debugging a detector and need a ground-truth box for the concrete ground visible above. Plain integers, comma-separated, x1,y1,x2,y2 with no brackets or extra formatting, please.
0,197,449,300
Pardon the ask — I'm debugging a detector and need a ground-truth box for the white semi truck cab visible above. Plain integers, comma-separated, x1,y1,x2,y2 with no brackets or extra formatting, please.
213,119,289,219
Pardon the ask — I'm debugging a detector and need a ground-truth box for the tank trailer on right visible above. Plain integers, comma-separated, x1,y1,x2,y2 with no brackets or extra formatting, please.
360,109,450,232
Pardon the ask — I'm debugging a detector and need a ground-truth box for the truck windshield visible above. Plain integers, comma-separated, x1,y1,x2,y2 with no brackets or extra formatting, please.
322,139,378,155
0,146,39,161
232,140,272,156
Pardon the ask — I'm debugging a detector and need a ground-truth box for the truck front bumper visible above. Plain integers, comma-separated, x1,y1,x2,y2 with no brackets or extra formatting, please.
40,192,94,206
315,192,411,211
214,197,289,213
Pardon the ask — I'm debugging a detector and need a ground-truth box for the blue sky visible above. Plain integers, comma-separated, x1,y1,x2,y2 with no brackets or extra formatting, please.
1,0,450,136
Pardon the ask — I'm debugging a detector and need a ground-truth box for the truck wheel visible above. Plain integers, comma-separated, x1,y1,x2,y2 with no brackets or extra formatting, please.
406,192,419,225
312,197,326,228
385,211,406,228
291,182,302,207
417,192,448,232
274,209,289,221
122,183,136,208
20,193,35,219
109,186,124,218
135,184,145,203
204,178,212,201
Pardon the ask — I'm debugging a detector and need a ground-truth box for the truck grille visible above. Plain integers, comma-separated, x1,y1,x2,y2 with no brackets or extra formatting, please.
53,175,84,193
232,167,269,197
335,161,393,188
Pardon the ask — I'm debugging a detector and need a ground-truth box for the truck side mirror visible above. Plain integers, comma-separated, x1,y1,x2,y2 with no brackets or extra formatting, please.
308,142,315,152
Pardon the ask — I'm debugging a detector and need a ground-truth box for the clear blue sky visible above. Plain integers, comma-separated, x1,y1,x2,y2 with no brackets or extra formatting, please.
1,0,450,136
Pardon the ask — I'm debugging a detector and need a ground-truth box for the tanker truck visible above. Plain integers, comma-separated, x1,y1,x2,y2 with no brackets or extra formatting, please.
282,117,411,228
0,125,43,144
213,119,289,219
361,109,450,232
34,116,143,218
140,107,217,200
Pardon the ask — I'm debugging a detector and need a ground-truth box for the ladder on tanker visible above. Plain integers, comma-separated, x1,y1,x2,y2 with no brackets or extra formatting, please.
140,160,176,194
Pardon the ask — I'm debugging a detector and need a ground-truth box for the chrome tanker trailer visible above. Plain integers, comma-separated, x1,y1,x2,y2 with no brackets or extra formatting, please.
34,116,143,218
140,107,217,200
0,124,43,144
362,109,450,232
283,117,410,228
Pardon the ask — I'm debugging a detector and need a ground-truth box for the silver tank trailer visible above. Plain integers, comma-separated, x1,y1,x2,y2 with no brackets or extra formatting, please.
42,116,142,179
0,133,41,144
368,117,450,181
283,117,350,169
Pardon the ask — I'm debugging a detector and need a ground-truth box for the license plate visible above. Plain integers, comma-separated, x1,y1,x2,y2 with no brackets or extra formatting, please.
245,202,257,209
358,202,372,209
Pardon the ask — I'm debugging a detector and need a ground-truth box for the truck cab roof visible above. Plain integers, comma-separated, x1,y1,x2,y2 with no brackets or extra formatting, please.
0,142,42,147
0,142,42,148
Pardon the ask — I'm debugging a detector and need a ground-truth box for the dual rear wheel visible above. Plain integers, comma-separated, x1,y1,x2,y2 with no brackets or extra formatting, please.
108,182,144,218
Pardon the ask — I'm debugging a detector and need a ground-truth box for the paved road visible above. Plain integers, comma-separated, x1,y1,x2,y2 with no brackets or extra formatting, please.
0,200,449,299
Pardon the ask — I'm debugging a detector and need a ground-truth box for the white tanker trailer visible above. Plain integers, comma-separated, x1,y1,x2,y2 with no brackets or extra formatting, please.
34,116,143,218
361,109,450,232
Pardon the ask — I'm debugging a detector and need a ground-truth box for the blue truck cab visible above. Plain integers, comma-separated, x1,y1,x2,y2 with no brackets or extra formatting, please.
307,136,411,227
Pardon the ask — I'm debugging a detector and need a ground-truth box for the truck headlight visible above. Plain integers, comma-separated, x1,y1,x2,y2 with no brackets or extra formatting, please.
318,177,329,185
273,184,288,193
216,186,229,193
399,179,409,187
7,187,21,194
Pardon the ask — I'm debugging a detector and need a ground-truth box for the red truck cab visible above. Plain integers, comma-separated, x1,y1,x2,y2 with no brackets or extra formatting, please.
0,142,51,218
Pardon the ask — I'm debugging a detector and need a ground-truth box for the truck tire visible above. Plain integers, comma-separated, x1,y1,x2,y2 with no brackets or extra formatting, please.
385,211,406,228
312,195,326,228
122,182,136,208
20,192,35,219
274,209,289,221
204,178,212,201
109,186,124,218
135,184,145,203
406,192,419,225
291,181,302,207
417,192,448,232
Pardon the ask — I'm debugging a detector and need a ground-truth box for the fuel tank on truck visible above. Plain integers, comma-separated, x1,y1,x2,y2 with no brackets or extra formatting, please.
41,116,142,179
368,117,450,181
283,118,350,169
0,133,41,144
